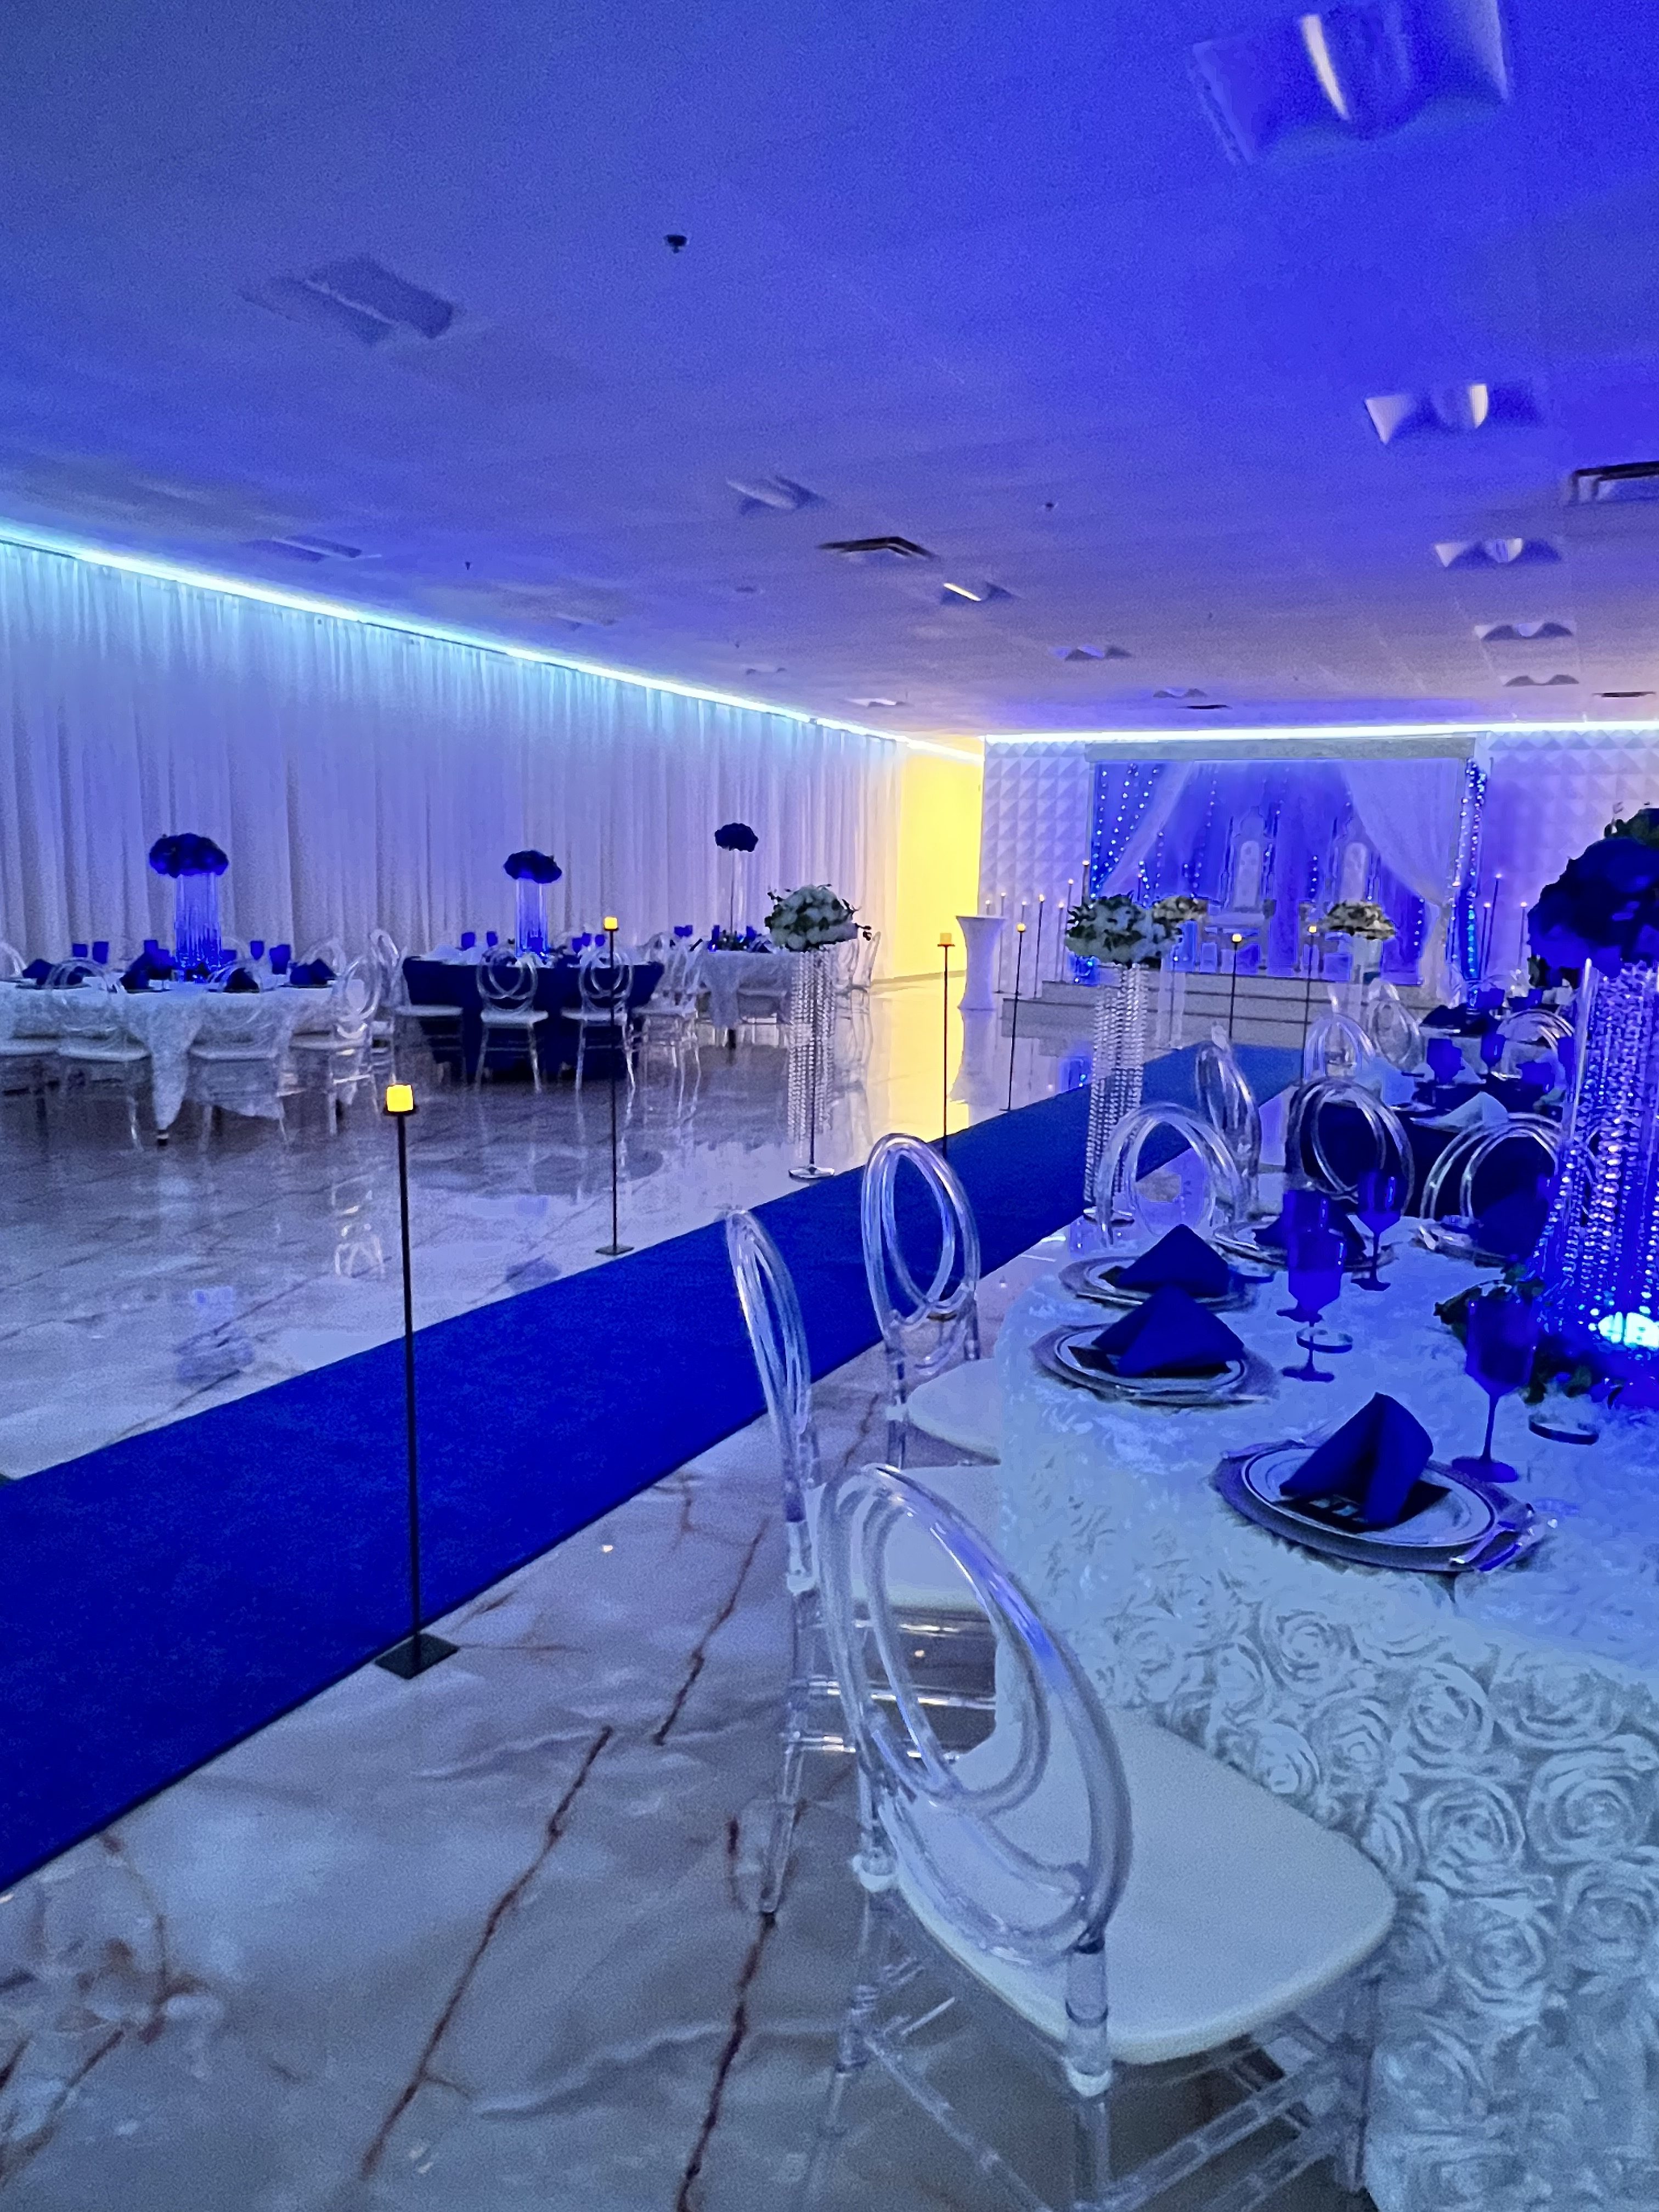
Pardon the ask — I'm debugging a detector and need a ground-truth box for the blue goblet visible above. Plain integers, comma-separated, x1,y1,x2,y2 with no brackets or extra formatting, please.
1451,1288,1539,1488
1355,1168,1403,1291
1282,1227,1343,1383
1277,1188,1330,1316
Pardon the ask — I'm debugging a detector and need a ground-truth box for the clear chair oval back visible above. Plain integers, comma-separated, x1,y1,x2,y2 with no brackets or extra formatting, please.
1284,1078,1414,1204
1195,1027,1261,1189
817,1464,1130,2084
860,1132,983,1462
0,941,26,980
332,955,380,1042
1496,1005,1572,1074
724,1207,821,1589
1362,981,1424,1071
1302,1007,1370,1082
300,936,347,974
1418,1124,1487,1219
1092,1104,1246,1244
1458,1113,1561,1220
478,949,535,1009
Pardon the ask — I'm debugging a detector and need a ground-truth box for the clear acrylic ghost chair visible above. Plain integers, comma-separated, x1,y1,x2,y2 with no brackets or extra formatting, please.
1362,981,1424,1073
725,1209,998,1915
1494,1005,1572,1076
474,949,548,1091
561,945,635,1092
634,936,701,1087
288,954,380,1127
1093,1104,1246,1246
188,998,294,1142
299,936,347,975
803,1464,1395,2212
0,941,25,981
1195,1026,1262,1207
1284,1079,1414,1206
1302,1007,1369,1082
1458,1115,1561,1220
861,1133,999,1465
55,974,150,1145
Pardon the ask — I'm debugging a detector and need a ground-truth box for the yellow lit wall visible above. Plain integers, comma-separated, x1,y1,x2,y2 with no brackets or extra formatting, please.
889,748,984,976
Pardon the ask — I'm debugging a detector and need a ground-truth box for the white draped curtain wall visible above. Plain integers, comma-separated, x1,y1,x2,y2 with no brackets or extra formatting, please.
0,542,900,962
1342,754,1468,994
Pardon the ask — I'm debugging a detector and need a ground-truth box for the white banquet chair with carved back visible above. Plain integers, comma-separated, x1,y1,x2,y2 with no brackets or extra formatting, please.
724,1210,998,1916
287,955,380,1128
1195,1025,1264,1214
861,1132,1000,1465
472,947,548,1092
1283,1077,1414,1206
1093,1103,1247,1245
801,1463,1395,2212
54,973,151,1145
560,944,635,1093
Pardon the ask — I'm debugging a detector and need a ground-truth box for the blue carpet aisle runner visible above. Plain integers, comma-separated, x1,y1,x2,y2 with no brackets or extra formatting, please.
0,1043,1296,1885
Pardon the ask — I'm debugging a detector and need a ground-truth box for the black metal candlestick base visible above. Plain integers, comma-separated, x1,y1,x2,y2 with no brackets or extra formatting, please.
375,1630,459,1679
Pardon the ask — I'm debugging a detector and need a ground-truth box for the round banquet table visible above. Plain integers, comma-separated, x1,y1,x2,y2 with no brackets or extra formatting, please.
994,1237,1659,2212
400,958,662,1080
694,946,794,1032
0,981,333,1128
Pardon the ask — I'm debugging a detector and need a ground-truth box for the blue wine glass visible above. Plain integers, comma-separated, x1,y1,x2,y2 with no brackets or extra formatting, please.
1451,1288,1539,1487
1282,1227,1342,1383
1355,1168,1403,1290
1277,1188,1329,1315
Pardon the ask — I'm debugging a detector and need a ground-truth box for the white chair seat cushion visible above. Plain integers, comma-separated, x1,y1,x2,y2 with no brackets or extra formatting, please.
189,1044,283,1063
906,1359,1002,1460
809,1464,999,1612
899,1708,1394,2068
480,1008,548,1028
398,1003,462,1020
59,1041,149,1065
0,1038,56,1057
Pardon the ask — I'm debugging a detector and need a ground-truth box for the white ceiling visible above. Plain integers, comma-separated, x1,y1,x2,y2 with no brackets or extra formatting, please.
7,0,1659,739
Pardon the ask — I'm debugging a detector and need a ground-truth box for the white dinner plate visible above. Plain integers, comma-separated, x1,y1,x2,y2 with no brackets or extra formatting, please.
1214,1439,1521,1572
1034,1326,1257,1407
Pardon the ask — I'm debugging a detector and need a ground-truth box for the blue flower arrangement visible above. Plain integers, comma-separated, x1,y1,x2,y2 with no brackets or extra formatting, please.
148,833,228,878
503,850,563,884
1529,807,1659,979
714,822,758,853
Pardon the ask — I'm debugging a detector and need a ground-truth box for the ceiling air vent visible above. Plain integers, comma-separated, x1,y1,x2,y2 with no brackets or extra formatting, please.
1435,538,1560,569
1364,382,1537,444
940,580,1012,605
247,256,458,348
1569,462,1659,505
1504,673,1577,687
1479,620,1573,642
1155,686,1208,700
819,536,934,560
1052,644,1131,662
1602,691,1655,699
729,476,819,514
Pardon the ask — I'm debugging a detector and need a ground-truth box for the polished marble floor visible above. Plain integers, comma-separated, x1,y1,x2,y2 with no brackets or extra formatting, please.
0,1268,1362,2211
0,985,1079,1479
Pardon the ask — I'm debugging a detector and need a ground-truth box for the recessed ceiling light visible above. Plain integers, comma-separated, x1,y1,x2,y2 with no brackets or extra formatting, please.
939,579,1012,605
1479,620,1573,642
1052,644,1132,662
743,664,785,675
848,696,906,708
246,256,457,347
1504,673,1577,687
1435,538,1561,569
819,536,934,560
243,535,365,564
1570,462,1659,505
727,475,819,514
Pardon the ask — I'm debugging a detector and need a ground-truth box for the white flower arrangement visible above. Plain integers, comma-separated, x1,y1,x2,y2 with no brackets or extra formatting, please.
1064,894,1177,967
764,883,859,951
1152,893,1209,929
1321,899,1396,941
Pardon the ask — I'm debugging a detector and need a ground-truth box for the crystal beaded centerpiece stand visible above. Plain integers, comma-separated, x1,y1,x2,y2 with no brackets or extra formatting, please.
515,877,549,957
1084,962,1150,1213
1533,962,1659,1376
173,871,223,973
787,946,836,1181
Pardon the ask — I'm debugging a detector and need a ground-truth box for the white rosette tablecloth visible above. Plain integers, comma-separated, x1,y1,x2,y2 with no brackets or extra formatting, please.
695,947,793,1031
995,1240,1659,2212
0,985,330,1127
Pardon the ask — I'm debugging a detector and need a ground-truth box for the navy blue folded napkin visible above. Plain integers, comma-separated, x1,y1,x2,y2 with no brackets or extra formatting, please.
224,967,260,994
1115,1224,1233,1300
287,960,334,988
1279,1393,1435,1529
21,958,51,983
1076,1284,1245,1378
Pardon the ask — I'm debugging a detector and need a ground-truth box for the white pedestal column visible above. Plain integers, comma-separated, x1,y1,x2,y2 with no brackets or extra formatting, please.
956,913,1005,1013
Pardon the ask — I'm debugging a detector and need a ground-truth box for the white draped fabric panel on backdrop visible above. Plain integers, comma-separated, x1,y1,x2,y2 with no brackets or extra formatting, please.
0,542,900,961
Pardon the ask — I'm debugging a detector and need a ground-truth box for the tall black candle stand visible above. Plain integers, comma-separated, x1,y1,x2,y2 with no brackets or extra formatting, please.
1006,919,1028,1112
596,919,633,1256
939,932,953,1156
376,1084,457,1679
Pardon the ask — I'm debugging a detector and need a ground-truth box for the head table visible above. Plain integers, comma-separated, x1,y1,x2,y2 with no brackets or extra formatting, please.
994,1236,1659,2212
0,981,335,1128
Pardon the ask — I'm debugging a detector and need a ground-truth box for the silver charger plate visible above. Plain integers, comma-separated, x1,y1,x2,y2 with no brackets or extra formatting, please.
1214,1439,1535,1573
1056,1257,1256,1312
1034,1325,1264,1408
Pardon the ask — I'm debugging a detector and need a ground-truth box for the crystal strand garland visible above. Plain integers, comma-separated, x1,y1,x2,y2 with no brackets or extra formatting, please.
787,946,836,1173
173,871,222,973
1533,963,1659,1369
1084,962,1149,1213
515,877,548,957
